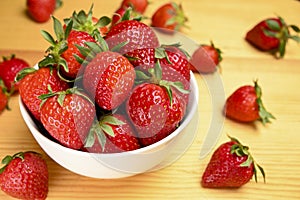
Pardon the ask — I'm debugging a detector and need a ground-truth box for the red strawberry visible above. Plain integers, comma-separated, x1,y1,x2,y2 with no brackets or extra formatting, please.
40,17,97,79
105,19,160,54
85,114,141,153
111,7,128,26
224,80,275,124
0,80,9,113
201,136,265,188
26,0,62,23
39,88,95,150
17,67,69,121
245,16,300,58
126,63,188,146
189,41,223,73
0,54,29,92
151,2,188,33
120,0,149,14
125,44,191,103
0,151,48,199
83,49,135,111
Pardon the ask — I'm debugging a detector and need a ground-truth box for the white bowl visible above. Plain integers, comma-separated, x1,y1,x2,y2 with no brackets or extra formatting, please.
19,71,199,179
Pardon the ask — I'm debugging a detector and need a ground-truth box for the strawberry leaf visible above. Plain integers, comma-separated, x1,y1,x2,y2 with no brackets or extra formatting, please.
254,80,276,124
290,24,300,33
266,19,281,31
100,123,115,137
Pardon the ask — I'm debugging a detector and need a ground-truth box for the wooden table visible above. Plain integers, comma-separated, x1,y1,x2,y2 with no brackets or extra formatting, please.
1,0,300,199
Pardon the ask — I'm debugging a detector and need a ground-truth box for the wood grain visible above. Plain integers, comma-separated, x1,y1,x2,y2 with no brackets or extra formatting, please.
0,0,300,199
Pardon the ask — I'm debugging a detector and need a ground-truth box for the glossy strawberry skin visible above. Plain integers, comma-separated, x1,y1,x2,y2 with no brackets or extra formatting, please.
111,7,127,26
127,83,186,146
0,87,8,113
0,56,29,91
83,51,135,111
61,30,97,79
26,0,56,23
105,20,160,54
19,67,70,121
0,152,48,200
121,0,148,14
245,18,282,51
40,93,95,150
125,47,191,103
151,2,187,32
201,141,254,188
190,44,222,73
224,85,260,122
86,114,141,153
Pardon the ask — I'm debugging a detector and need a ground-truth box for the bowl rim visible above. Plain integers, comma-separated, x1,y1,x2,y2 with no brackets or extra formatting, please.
19,71,199,157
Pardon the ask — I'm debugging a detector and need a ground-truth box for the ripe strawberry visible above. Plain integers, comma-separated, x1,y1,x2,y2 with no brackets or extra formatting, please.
120,0,149,14
40,17,97,79
201,136,265,188
82,48,135,111
17,67,69,121
26,0,62,23
224,80,275,124
85,114,141,153
151,2,188,32
0,80,9,113
0,151,48,199
126,62,188,146
0,54,29,92
245,16,300,58
39,88,95,150
125,44,191,103
189,41,223,73
105,19,160,54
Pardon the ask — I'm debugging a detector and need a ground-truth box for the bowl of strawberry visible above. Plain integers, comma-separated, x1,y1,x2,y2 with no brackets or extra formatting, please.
18,11,200,179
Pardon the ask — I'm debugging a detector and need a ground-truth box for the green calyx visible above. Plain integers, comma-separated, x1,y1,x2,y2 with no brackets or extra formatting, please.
0,152,25,174
84,115,125,152
38,86,93,108
263,16,300,58
228,135,266,183
165,2,188,31
254,80,276,125
135,60,189,105
39,16,72,75
63,4,111,38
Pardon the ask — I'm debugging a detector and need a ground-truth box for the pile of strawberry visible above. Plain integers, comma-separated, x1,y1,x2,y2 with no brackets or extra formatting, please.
17,4,193,154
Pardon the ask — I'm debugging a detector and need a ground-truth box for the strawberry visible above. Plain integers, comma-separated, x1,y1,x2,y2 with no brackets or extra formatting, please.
26,0,62,23
125,44,191,103
39,17,97,79
0,79,9,113
63,5,111,38
126,62,188,146
39,88,95,150
0,54,30,92
105,19,160,54
224,80,275,124
120,0,149,14
0,151,48,199
81,40,136,111
85,114,141,153
17,67,69,121
201,136,265,188
189,41,223,73
151,2,188,33
245,16,300,58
